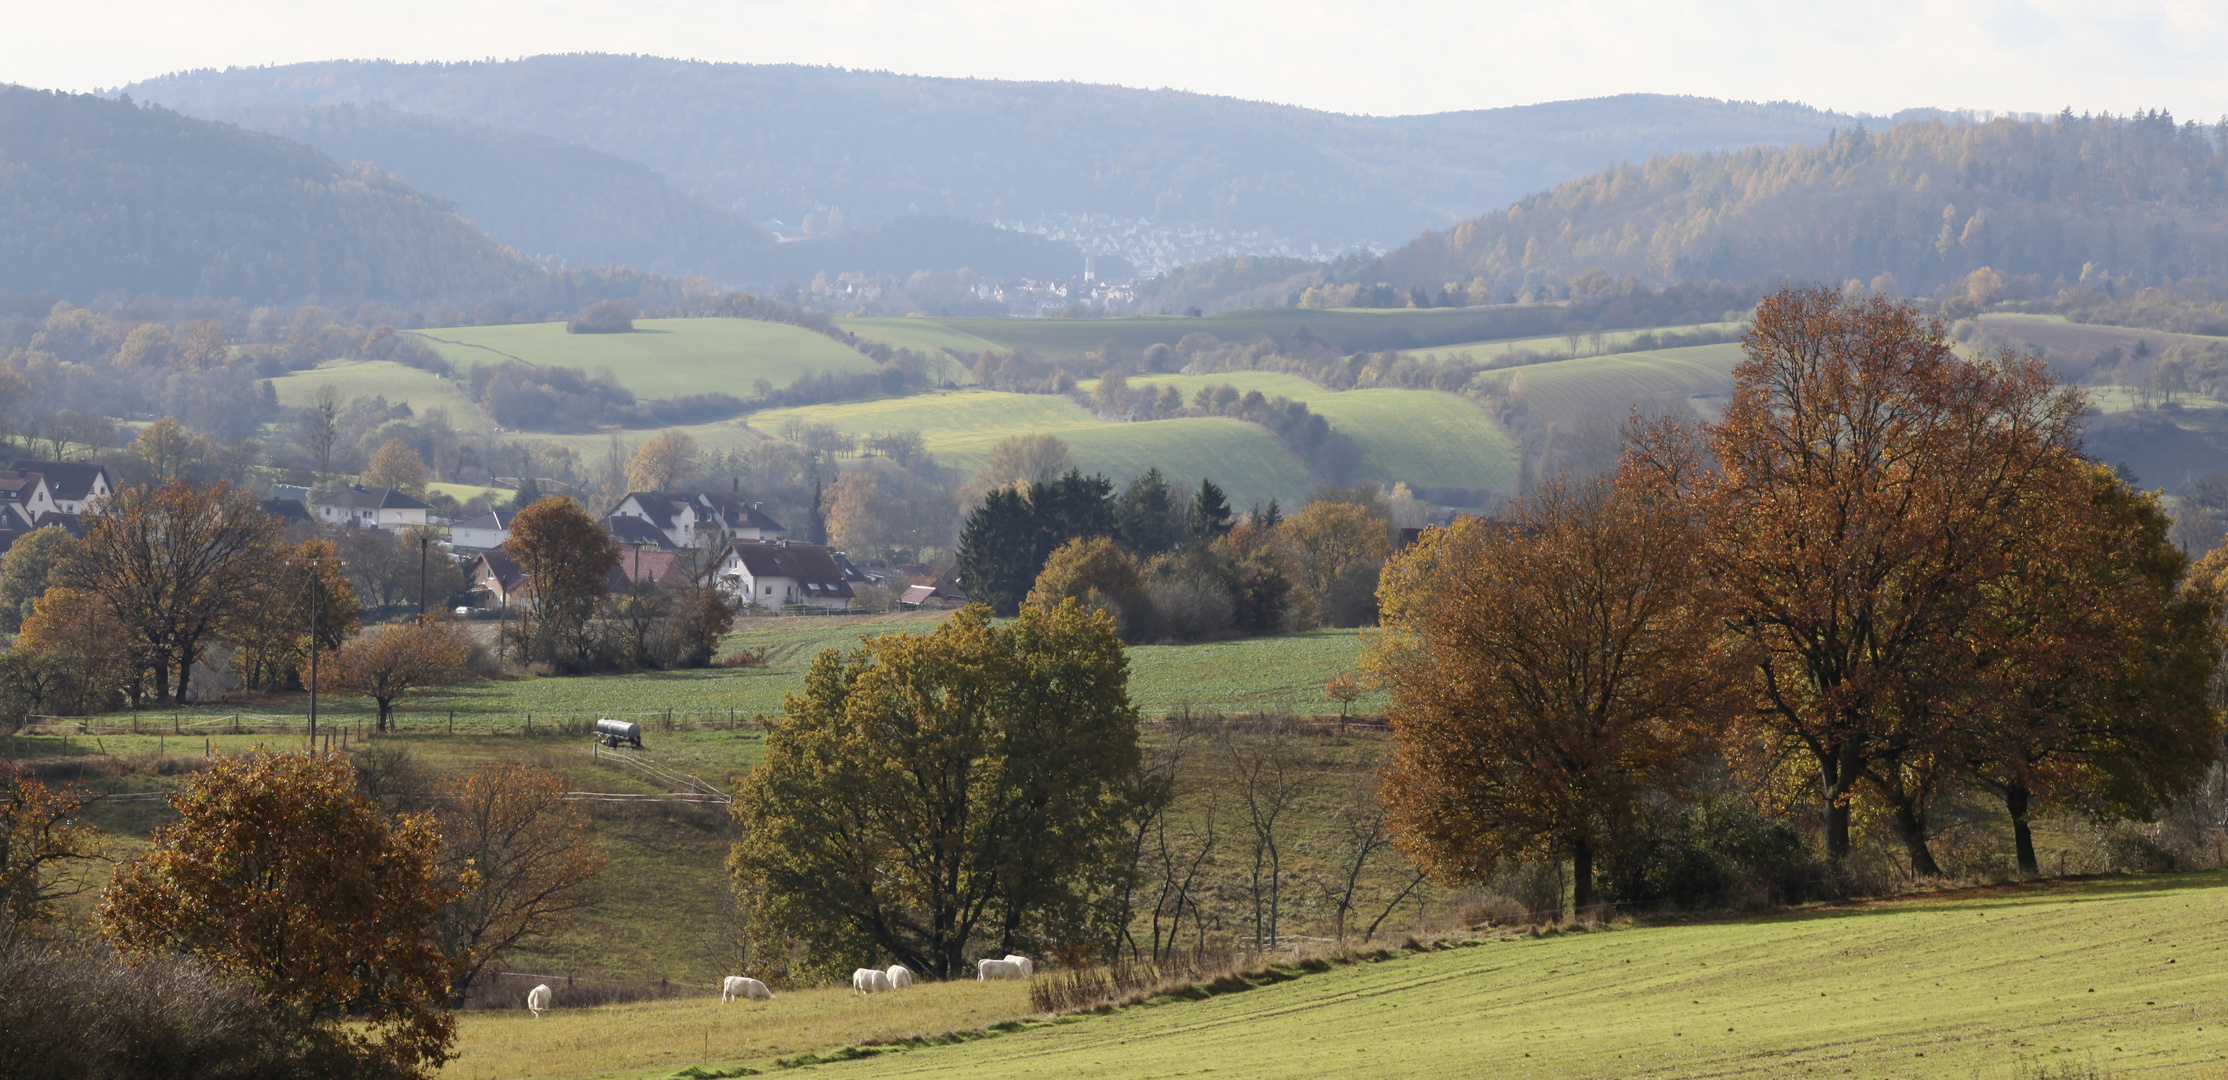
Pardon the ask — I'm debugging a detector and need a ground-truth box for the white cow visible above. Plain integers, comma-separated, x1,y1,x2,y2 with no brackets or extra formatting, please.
852,967,892,995
885,964,914,990
526,983,553,1017
976,958,1023,981
722,976,774,1002
1002,954,1035,978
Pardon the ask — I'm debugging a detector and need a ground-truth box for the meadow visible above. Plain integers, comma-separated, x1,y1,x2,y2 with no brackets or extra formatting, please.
268,359,494,430
408,318,879,399
1478,342,1745,428
1409,320,1743,362
939,305,1603,361
431,872,2228,1079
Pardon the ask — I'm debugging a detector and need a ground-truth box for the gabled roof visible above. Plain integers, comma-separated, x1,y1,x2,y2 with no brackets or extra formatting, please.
900,584,942,605
10,461,109,503
621,491,787,535
471,550,524,590
455,509,516,532
723,540,854,598
614,549,693,591
259,499,312,526
0,471,46,503
319,484,431,512
605,514,678,549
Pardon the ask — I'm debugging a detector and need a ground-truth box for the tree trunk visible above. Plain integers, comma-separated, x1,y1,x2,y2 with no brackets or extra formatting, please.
173,640,198,706
1570,839,1594,919
1889,801,1942,877
1820,745,1855,862
2005,782,2039,874
376,699,392,734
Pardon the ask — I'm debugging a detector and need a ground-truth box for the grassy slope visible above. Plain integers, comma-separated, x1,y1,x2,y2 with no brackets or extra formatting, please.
944,307,1579,361
750,391,1318,505
268,360,494,431
837,316,1005,362
1487,342,1745,427
1411,321,1742,361
409,319,876,399
440,873,2228,1080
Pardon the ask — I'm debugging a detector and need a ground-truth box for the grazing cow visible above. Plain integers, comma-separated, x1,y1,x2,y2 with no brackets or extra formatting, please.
1002,954,1035,978
722,976,773,1002
976,958,1023,981
885,964,914,990
526,983,553,1017
852,967,892,995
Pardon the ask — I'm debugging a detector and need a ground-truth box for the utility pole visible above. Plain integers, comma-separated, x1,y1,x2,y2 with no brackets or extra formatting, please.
308,564,321,743
418,531,429,623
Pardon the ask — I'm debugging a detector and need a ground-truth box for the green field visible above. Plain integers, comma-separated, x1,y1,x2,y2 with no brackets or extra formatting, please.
409,319,877,400
1411,321,1743,362
1480,343,1745,428
434,872,2228,1079
942,306,1598,362
750,391,1319,505
268,360,494,431
836,316,1005,362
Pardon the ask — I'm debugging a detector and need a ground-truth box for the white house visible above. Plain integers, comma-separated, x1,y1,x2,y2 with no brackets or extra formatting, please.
717,539,853,611
10,461,112,514
312,484,430,529
611,491,786,548
451,509,516,551
0,470,59,521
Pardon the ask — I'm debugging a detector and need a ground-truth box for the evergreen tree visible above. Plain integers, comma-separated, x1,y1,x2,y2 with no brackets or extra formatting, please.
1114,468,1178,556
1191,478,1234,541
954,470,1115,616
507,476,542,512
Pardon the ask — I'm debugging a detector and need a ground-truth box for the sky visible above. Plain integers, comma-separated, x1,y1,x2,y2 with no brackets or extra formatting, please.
4,0,2225,120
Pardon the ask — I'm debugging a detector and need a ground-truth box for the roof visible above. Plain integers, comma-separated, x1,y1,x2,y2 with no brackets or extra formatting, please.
10,461,108,503
318,484,431,512
471,550,524,590
604,514,678,549
622,491,787,535
455,509,516,532
900,584,941,605
723,540,855,598
614,549,693,591
260,499,312,526
0,471,45,502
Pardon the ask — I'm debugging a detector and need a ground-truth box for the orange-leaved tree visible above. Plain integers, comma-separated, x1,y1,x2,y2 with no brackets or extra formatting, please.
99,750,456,1075
0,762,107,926
59,479,280,705
321,621,471,733
1628,286,2087,871
502,496,619,670
227,536,359,692
1371,472,1728,915
437,762,607,998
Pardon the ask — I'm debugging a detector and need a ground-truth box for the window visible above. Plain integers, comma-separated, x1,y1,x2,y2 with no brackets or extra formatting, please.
764,585,774,595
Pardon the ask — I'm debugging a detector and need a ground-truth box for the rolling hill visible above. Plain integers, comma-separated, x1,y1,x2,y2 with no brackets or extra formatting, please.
123,57,1867,261
1358,110,2228,300
408,318,883,399
0,85,538,303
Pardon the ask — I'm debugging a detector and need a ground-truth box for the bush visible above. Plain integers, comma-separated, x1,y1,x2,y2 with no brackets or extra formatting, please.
1599,797,1824,910
566,298,637,334
0,932,334,1080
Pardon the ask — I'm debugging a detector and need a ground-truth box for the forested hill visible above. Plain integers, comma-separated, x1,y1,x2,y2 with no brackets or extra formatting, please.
0,86,538,304
214,101,777,280
1361,111,2228,300
123,57,1861,251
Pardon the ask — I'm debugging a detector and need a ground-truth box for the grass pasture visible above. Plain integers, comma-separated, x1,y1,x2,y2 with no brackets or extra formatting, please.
409,319,877,400
835,316,1005,365
750,390,1318,505
945,305,1603,361
267,360,494,431
438,872,2228,1079
1482,342,1745,428
1410,320,1743,362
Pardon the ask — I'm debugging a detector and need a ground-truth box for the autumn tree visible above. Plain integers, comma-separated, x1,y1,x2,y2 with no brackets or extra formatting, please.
126,416,215,484
60,479,280,705
297,384,342,480
954,470,1116,615
624,429,698,492
0,763,106,927
730,602,1142,978
15,587,142,712
0,525,72,631
1027,536,1148,639
1279,498,1390,628
100,751,456,1075
364,437,429,497
824,471,882,552
974,432,1075,488
502,496,619,670
322,621,472,732
1630,286,2087,869
227,537,359,692
437,762,607,998
1974,465,2223,871
1371,474,1728,914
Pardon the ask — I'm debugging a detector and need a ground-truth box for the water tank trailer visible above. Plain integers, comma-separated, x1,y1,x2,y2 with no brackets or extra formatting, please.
594,718,643,749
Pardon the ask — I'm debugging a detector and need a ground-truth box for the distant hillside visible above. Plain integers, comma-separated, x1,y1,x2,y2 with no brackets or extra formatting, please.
124,57,1863,260
1360,111,2228,299
210,102,777,279
0,86,538,304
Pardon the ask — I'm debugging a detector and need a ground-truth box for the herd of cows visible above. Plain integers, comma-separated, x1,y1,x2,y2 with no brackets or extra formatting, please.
519,954,1039,1017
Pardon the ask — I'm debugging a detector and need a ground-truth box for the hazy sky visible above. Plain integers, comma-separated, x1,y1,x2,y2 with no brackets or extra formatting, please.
6,0,2225,119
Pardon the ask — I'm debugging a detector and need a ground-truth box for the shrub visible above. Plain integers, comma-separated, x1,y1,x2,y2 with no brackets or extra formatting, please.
566,298,637,334
1599,797,1824,910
